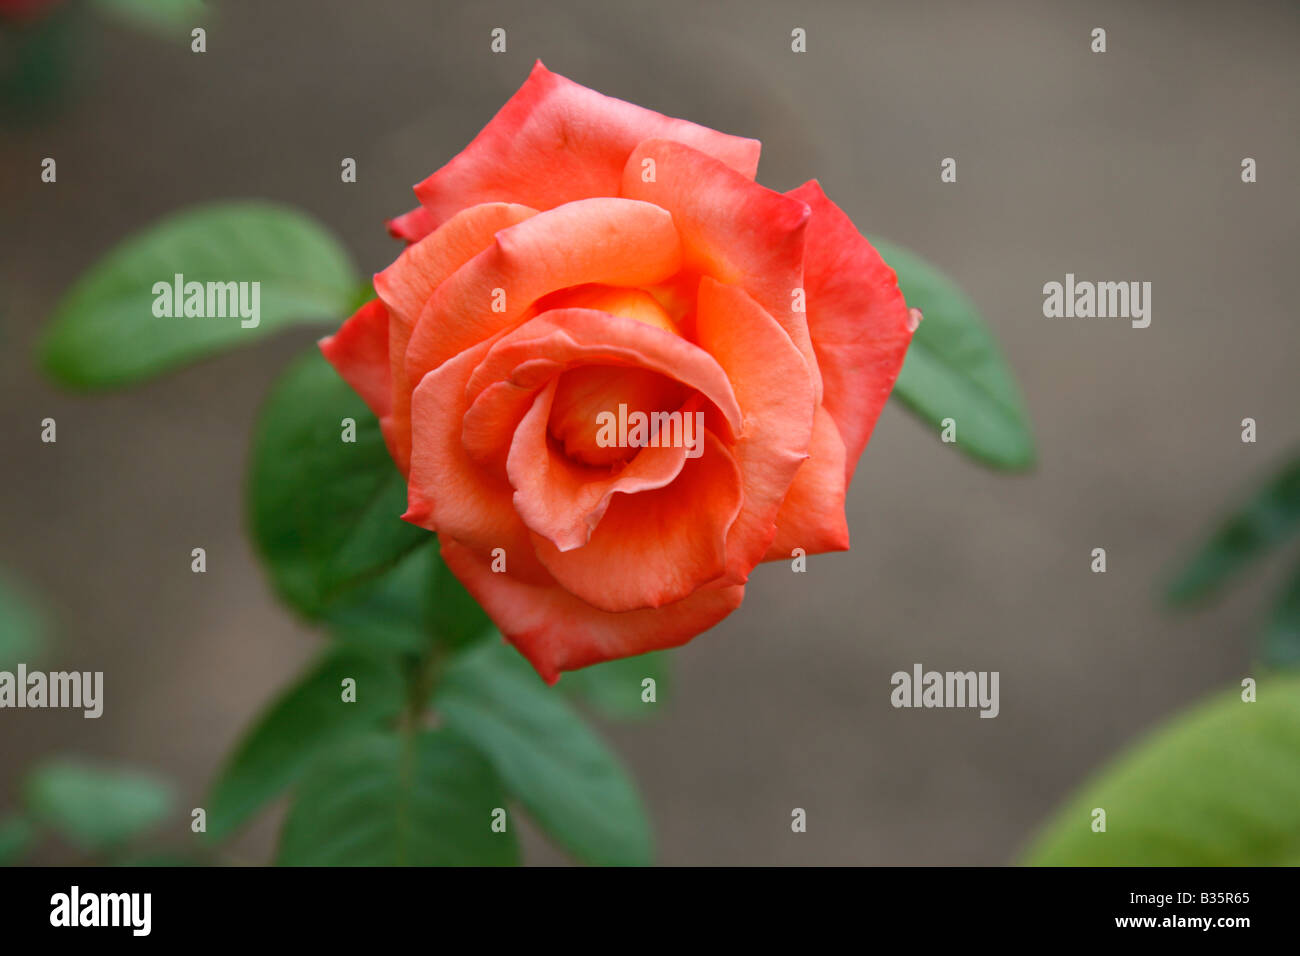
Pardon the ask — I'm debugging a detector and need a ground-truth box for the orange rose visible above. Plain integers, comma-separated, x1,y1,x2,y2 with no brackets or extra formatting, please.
322,63,916,682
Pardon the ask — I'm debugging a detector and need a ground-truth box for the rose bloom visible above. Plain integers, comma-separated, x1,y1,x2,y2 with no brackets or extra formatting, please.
323,63,916,682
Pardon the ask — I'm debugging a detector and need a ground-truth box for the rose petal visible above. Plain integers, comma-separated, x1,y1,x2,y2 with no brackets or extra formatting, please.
374,202,539,474
464,307,743,462
318,298,392,420
764,405,851,560
452,309,741,554
386,205,439,244
786,180,915,485
693,278,816,583
375,202,537,332
439,535,746,683
621,138,822,405
506,377,690,553
530,428,743,613
411,61,761,228
406,339,550,585
404,198,683,403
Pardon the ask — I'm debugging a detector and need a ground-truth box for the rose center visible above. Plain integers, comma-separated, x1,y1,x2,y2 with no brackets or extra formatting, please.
543,285,689,467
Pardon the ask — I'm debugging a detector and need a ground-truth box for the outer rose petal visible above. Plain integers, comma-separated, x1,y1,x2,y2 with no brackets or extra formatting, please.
693,278,816,583
764,405,851,560
375,202,539,475
386,205,439,244
786,180,915,485
411,61,761,229
404,198,682,393
528,428,743,613
438,536,746,683
319,298,391,421
621,138,822,406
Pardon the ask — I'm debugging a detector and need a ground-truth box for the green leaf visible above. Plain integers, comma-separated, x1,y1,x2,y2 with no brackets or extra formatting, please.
324,537,493,655
25,760,173,852
0,570,48,669
277,730,518,866
0,816,34,865
94,0,210,37
427,538,494,650
436,641,652,865
563,651,670,721
40,202,356,389
324,545,436,656
874,239,1035,470
206,645,405,841
1262,558,1300,670
1167,452,1300,604
249,349,430,618
1022,677,1300,865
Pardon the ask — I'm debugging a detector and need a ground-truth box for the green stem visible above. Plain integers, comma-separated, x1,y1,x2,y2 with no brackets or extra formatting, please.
395,635,448,866
400,639,445,734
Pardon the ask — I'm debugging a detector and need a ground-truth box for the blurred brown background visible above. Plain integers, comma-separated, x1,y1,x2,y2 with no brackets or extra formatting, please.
2,0,1298,864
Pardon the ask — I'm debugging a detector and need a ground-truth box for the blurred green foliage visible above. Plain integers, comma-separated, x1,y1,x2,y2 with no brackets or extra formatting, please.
1168,449,1300,668
1024,676,1300,865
